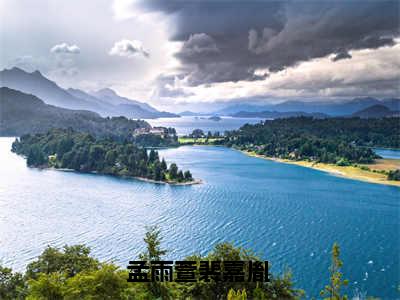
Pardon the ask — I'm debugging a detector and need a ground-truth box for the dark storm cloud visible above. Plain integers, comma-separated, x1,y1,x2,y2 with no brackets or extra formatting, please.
135,0,399,85
332,52,352,62
180,33,219,58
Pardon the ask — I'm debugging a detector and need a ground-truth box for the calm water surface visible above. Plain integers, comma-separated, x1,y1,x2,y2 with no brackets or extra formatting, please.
146,116,264,135
374,148,400,160
0,138,399,299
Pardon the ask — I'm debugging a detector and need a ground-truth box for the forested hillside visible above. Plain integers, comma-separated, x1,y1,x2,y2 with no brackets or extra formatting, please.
0,87,150,137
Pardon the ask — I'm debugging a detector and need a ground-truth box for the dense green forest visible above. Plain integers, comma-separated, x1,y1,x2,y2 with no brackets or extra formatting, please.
11,129,193,184
0,226,362,300
222,117,400,165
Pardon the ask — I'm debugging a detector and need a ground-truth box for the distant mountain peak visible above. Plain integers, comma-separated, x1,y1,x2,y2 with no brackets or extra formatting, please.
3,67,44,77
10,66,22,71
351,104,398,118
32,70,43,77
0,67,100,111
362,104,391,111
3,66,25,74
95,88,118,97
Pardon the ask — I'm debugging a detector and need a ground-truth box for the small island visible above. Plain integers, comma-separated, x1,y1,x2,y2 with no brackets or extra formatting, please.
12,129,199,185
208,115,222,121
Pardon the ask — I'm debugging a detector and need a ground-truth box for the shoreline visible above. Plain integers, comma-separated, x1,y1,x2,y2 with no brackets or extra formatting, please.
177,144,400,187
50,167,202,186
130,176,202,186
239,150,400,187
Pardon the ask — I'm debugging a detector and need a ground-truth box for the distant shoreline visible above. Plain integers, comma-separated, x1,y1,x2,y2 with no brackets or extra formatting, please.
239,150,400,187
130,176,202,186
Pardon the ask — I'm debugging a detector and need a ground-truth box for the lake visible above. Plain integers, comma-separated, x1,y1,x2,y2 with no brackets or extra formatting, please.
146,116,264,135
374,148,400,160
0,137,399,299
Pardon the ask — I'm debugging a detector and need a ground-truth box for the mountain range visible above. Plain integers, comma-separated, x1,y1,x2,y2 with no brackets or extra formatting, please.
231,110,328,119
0,67,178,119
351,104,400,118
2,67,399,122
0,87,149,136
1,86,398,138
228,104,399,119
215,98,400,116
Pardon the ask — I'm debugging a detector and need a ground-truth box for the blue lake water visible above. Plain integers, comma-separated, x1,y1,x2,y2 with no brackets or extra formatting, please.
146,116,264,135
0,137,399,299
374,148,400,160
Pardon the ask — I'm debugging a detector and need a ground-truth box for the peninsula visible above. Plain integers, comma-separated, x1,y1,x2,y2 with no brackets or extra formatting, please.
179,117,400,186
227,117,400,186
12,129,198,185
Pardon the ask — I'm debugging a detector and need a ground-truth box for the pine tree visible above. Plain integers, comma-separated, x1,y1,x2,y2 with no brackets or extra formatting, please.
138,226,167,297
154,163,162,181
184,170,193,181
148,149,159,163
168,163,178,179
320,243,349,300
177,170,184,182
160,158,167,171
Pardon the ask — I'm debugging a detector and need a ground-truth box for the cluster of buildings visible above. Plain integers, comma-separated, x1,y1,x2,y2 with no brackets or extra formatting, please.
133,127,168,138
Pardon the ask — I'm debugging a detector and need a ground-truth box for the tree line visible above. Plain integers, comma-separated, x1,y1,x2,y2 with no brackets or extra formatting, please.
0,226,374,300
11,128,193,184
223,117,400,165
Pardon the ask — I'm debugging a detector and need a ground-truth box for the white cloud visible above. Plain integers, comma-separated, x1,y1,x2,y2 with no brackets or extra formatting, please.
112,0,137,20
152,41,400,105
112,0,164,23
50,43,80,54
109,39,149,58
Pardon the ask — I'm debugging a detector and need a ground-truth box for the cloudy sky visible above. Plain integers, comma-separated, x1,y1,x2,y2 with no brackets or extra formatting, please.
1,0,399,110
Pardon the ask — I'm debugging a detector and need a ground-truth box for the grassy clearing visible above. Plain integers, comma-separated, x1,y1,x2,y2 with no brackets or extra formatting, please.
178,137,224,145
359,159,400,171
